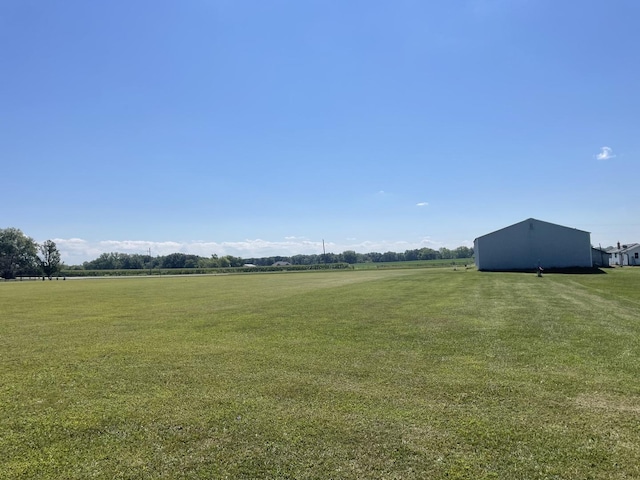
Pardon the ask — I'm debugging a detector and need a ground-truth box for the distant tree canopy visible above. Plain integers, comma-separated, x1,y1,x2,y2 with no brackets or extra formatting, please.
81,252,246,270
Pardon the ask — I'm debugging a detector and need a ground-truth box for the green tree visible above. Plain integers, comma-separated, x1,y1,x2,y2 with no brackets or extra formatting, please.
0,228,39,279
404,249,419,261
162,253,188,268
84,253,117,270
120,254,144,269
418,248,438,260
323,253,339,264
368,252,383,262
39,239,62,279
454,246,473,259
184,257,199,268
381,251,398,262
225,255,244,267
341,250,358,264
209,254,220,267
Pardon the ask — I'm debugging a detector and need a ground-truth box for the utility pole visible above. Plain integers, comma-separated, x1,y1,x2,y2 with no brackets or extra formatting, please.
322,239,326,264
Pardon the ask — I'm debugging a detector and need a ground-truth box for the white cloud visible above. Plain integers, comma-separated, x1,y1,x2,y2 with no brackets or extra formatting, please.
596,146,615,161
50,235,470,265
416,202,429,207
51,237,327,264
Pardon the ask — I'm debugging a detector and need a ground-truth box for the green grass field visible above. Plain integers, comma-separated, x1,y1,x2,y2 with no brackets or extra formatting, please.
2,268,639,479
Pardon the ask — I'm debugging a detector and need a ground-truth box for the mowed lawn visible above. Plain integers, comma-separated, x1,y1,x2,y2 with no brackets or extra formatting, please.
1,268,639,479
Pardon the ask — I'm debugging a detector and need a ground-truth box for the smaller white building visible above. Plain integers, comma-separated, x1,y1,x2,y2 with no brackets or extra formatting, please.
608,243,640,266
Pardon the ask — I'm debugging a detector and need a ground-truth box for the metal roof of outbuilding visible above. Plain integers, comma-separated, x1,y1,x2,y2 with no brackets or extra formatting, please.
474,218,591,242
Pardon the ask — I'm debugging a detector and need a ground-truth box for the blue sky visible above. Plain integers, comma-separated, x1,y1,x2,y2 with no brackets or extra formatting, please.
2,1,638,264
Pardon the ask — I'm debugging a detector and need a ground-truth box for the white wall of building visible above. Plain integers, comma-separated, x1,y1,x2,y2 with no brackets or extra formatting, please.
474,218,592,271
610,251,621,266
627,245,640,265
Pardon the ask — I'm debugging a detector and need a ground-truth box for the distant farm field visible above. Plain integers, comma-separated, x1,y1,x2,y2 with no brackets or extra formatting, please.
2,268,639,479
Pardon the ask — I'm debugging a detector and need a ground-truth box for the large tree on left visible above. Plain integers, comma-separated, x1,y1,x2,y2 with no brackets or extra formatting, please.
0,228,39,279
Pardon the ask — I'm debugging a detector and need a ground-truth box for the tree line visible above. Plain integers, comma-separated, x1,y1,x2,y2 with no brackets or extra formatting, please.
79,246,474,270
1,227,474,277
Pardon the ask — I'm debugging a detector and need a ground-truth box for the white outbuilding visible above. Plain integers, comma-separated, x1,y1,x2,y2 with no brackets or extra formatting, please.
474,218,592,271
608,243,640,266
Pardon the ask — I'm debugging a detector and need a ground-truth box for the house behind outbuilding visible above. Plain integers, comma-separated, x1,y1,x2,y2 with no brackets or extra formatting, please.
474,218,592,271
608,243,640,266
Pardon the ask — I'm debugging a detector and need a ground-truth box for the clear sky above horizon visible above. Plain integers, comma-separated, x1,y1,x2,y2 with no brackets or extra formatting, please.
2,1,639,264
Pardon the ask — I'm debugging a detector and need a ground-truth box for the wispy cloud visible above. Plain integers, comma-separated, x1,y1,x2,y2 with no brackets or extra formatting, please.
596,146,616,161
416,202,429,207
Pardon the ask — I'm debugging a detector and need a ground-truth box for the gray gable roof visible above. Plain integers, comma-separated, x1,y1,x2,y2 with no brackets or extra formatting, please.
620,243,640,252
607,243,639,253
474,218,590,241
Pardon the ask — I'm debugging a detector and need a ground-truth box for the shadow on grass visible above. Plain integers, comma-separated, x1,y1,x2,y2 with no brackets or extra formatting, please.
542,267,609,275
481,267,609,275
